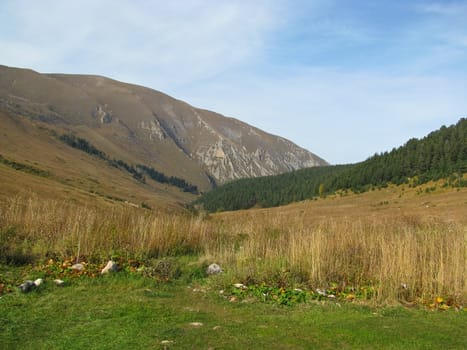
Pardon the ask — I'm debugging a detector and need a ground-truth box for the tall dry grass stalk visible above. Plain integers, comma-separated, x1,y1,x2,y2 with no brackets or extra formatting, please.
206,212,466,304
1,195,465,304
0,195,211,261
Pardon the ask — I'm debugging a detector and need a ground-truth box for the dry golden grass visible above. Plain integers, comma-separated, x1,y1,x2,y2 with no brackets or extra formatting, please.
0,111,197,210
1,185,466,305
0,195,211,261
208,185,467,304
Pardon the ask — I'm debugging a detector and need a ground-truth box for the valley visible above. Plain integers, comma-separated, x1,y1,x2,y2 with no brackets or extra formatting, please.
0,65,466,349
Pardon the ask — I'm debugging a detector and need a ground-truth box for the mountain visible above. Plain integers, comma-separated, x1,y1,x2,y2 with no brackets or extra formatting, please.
194,118,467,212
0,65,327,207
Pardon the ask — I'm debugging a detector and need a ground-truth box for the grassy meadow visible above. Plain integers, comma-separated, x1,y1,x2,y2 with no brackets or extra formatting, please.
1,184,466,305
1,184,466,348
1,271,466,350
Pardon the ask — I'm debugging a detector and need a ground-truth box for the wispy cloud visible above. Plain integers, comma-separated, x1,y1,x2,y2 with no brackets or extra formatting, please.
0,1,466,164
180,67,466,163
418,2,467,15
0,0,282,87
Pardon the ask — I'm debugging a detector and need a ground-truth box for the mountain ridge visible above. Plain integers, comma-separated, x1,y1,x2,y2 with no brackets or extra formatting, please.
194,118,467,212
0,64,327,207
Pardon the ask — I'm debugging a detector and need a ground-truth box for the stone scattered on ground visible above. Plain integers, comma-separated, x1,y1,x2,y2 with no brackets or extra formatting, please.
33,278,43,286
160,340,174,345
161,339,174,349
189,322,204,327
19,278,44,293
71,263,84,271
233,283,247,289
101,260,118,274
206,263,222,275
54,279,65,286
19,280,35,293
316,288,326,296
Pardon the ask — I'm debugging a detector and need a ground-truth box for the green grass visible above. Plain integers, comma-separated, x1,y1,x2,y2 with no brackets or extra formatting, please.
1,270,466,349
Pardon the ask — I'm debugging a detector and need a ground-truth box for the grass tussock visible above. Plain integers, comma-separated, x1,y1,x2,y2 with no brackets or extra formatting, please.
1,194,465,305
0,195,211,262
206,213,466,304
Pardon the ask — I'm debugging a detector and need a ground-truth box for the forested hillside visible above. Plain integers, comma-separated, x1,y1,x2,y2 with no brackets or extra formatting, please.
194,118,467,212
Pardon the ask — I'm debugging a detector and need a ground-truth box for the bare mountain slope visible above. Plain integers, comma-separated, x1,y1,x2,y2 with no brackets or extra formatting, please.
0,65,327,199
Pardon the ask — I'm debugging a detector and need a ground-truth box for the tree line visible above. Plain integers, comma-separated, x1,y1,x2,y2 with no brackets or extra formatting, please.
194,118,466,212
59,133,198,194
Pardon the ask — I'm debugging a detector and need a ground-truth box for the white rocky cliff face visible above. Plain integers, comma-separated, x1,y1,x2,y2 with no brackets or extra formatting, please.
143,105,327,184
0,65,328,189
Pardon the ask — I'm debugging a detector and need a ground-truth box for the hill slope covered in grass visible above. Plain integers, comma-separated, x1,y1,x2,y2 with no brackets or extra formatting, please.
0,64,327,192
194,118,467,212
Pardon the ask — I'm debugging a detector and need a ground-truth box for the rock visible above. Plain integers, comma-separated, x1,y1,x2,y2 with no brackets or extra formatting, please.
101,260,118,274
71,263,84,271
189,322,204,327
54,279,65,286
161,339,174,349
19,280,35,293
33,278,43,286
233,283,247,289
316,288,326,296
206,263,222,275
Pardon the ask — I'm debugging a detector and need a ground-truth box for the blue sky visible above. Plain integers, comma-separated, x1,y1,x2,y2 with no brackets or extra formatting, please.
1,0,466,164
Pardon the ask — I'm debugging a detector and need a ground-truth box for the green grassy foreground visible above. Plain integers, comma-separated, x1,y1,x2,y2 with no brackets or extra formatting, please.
1,270,466,350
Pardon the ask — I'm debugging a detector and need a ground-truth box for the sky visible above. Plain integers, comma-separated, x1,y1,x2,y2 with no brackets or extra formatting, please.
1,0,466,164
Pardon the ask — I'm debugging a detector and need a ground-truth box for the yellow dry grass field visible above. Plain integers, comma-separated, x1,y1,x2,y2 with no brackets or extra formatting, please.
1,184,466,305
208,184,467,304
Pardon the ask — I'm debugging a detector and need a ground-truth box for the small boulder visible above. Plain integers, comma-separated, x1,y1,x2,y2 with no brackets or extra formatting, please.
233,283,247,289
206,263,222,275
189,322,204,327
101,260,118,274
54,279,65,286
33,278,43,287
315,288,326,296
71,263,84,271
19,280,35,293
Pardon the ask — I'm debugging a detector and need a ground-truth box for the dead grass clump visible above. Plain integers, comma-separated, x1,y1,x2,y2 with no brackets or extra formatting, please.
0,195,211,262
206,213,466,304
1,195,465,305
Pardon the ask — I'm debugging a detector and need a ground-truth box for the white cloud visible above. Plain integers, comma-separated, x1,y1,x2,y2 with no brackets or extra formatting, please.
0,0,283,88
418,2,467,15
1,1,466,164
178,68,466,163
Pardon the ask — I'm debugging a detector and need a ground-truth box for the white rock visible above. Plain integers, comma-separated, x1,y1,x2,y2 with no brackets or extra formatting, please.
189,322,204,327
101,260,118,274
233,283,247,289
54,279,65,286
33,278,43,286
206,263,222,275
71,263,84,271
160,340,174,345
316,288,326,296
